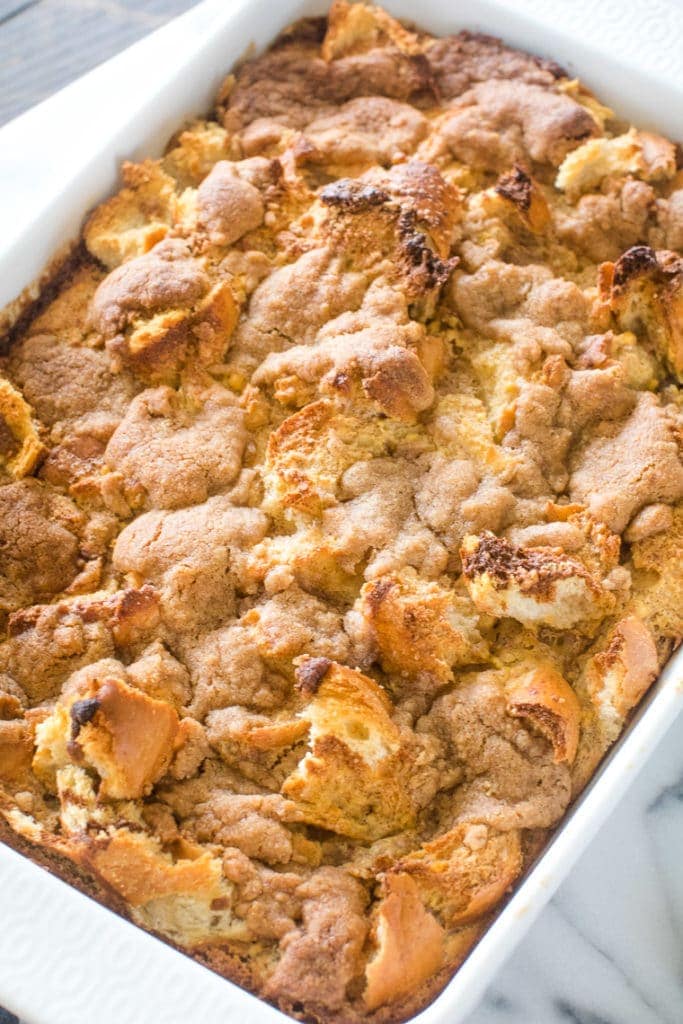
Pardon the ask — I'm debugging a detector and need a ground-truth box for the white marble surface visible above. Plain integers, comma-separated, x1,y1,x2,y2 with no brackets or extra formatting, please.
466,720,683,1024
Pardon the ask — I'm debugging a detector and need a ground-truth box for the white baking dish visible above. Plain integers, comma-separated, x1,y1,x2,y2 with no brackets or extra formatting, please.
1,2,682,1022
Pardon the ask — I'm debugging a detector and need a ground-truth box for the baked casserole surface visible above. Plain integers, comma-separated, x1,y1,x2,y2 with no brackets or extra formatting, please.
1,2,682,1020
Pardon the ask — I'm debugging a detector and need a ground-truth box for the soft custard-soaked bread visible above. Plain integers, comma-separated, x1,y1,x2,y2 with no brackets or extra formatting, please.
1,2,683,1021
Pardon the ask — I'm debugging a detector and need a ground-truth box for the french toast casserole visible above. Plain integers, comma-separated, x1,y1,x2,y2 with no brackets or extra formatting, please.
1,2,682,1020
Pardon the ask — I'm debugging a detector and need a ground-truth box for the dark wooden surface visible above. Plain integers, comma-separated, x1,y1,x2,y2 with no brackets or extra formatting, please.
0,0,198,125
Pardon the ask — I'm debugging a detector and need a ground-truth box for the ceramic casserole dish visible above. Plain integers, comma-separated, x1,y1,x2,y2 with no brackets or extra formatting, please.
0,1,682,1022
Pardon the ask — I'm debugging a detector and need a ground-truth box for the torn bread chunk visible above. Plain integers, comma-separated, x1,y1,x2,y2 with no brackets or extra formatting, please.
599,245,683,380
281,661,418,840
322,0,423,62
0,377,45,479
556,130,676,198
86,827,223,909
358,568,487,686
584,615,659,742
488,164,551,233
389,822,522,928
34,667,180,799
317,164,461,269
572,614,660,791
84,161,179,269
90,239,237,383
505,663,581,764
52,765,236,943
364,873,444,1011
461,531,619,630
262,399,392,518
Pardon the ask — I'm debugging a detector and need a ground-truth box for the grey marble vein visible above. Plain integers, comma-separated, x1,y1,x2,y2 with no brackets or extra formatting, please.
554,1001,616,1024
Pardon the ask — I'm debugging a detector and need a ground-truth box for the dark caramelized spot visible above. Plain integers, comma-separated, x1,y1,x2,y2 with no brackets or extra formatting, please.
495,164,533,212
69,697,101,740
364,577,393,614
461,532,582,600
397,208,458,286
612,245,659,291
210,896,232,910
320,179,390,211
611,246,683,301
295,657,333,696
595,629,626,671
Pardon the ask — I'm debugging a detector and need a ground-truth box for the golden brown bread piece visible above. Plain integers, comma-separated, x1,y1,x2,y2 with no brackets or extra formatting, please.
282,661,420,841
599,244,683,380
90,239,239,384
33,671,180,799
358,568,487,687
387,822,522,930
505,664,581,765
0,377,45,479
84,160,179,270
364,873,444,1011
460,531,621,631
555,130,676,198
1,3,682,1021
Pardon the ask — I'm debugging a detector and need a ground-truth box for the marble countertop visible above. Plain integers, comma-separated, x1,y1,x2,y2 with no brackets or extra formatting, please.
469,720,683,1024
1,2,682,1023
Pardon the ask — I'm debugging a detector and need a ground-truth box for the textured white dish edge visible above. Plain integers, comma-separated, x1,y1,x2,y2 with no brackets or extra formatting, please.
1,2,682,1022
